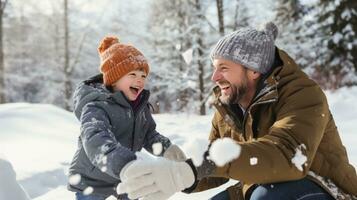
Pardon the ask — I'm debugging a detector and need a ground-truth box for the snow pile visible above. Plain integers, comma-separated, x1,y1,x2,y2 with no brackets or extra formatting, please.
0,157,30,200
291,144,307,172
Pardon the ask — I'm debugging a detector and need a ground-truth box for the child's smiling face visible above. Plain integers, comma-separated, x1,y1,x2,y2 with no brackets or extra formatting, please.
112,69,147,101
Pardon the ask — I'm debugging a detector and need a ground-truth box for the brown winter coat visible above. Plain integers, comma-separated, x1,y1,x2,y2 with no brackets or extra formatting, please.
194,49,357,199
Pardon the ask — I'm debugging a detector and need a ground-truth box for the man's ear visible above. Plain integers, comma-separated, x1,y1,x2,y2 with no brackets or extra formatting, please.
247,69,261,81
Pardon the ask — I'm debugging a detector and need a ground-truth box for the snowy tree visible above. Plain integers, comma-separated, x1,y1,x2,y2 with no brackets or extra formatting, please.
0,0,8,103
63,0,71,110
274,0,356,89
147,0,217,115
147,0,262,114
233,0,250,30
192,0,211,115
3,0,106,109
147,0,197,113
4,5,64,104
312,0,357,89
288,0,357,89
216,0,224,35
274,0,313,67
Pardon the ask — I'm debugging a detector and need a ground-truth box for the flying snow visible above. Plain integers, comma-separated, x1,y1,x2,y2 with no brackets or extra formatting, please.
182,48,193,65
250,157,258,166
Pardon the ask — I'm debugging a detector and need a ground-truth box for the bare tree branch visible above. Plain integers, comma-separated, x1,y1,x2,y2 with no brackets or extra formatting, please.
0,0,8,12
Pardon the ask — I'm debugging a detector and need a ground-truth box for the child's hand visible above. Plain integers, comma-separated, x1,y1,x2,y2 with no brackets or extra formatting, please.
118,153,195,200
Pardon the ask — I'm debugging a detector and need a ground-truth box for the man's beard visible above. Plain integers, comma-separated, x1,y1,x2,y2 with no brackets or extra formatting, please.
219,81,247,105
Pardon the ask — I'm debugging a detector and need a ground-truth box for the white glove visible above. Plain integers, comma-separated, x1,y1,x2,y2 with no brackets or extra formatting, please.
118,152,195,200
163,144,187,161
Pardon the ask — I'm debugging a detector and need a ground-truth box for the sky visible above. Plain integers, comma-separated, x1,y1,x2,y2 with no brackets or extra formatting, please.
0,85,356,200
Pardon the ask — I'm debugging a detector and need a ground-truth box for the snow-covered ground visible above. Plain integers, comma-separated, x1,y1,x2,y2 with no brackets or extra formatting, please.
0,86,356,200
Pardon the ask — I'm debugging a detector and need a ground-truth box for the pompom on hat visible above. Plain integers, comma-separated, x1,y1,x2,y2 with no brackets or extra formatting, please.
98,36,149,86
210,22,278,74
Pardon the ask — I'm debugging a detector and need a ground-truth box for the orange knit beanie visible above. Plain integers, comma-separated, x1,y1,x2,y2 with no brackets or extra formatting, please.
98,36,150,86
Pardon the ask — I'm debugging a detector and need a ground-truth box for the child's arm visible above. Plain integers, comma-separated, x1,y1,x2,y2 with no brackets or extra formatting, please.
80,102,136,179
142,110,171,156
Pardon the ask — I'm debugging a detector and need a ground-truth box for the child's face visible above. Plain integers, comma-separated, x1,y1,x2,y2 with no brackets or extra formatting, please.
112,69,147,101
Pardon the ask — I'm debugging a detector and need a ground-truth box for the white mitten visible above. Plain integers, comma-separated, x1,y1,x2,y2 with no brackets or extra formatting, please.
163,144,187,161
118,152,195,200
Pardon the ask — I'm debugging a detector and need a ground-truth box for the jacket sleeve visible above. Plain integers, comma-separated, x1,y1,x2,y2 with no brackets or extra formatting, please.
80,102,136,179
210,84,330,184
143,108,171,155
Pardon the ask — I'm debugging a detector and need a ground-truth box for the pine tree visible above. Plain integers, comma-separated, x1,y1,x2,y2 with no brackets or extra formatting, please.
311,0,357,89
274,0,311,67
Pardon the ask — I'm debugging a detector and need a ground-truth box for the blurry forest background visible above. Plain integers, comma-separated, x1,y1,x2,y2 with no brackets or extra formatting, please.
0,0,355,115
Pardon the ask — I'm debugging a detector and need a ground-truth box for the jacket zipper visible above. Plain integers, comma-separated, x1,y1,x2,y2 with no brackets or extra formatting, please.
241,88,278,141
130,94,149,151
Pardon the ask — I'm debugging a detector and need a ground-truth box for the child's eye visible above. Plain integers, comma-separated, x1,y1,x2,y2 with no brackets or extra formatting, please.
141,75,147,79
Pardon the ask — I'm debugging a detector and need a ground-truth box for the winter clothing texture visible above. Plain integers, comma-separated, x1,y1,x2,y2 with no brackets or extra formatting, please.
98,36,149,86
193,49,357,200
210,22,278,74
67,75,171,198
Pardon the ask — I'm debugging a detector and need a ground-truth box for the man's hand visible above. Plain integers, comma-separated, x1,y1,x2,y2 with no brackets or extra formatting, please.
118,152,195,200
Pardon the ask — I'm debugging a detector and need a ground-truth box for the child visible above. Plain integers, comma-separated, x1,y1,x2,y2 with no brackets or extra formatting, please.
67,36,184,200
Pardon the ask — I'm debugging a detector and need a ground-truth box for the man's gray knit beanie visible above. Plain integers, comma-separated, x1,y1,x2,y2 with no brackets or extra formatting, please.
210,22,278,74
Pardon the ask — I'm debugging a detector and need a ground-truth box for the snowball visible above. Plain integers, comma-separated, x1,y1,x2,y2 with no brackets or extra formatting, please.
152,142,163,155
68,174,81,185
209,138,241,167
183,138,209,166
101,166,107,172
83,186,94,195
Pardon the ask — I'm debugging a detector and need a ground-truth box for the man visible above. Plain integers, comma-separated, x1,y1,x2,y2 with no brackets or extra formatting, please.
119,22,357,200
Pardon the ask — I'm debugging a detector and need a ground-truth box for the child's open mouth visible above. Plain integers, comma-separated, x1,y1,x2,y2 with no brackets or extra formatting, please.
129,87,140,95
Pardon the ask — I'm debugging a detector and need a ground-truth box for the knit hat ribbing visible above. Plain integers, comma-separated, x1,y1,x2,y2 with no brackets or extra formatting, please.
210,22,278,74
98,36,149,86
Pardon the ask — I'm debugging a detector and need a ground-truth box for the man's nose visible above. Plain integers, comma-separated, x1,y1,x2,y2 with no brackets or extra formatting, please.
211,69,221,82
